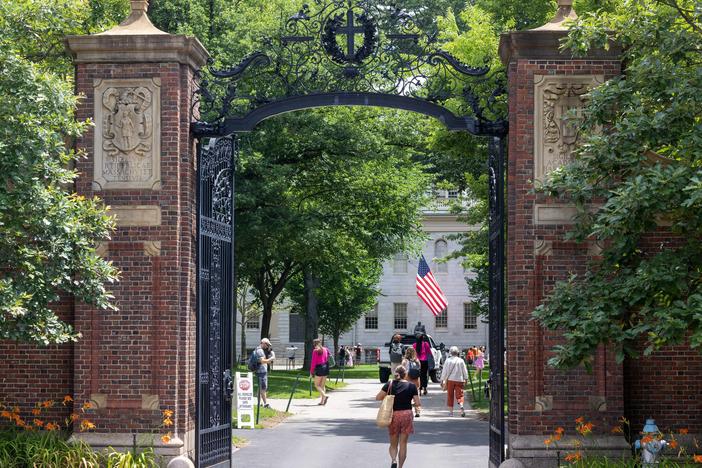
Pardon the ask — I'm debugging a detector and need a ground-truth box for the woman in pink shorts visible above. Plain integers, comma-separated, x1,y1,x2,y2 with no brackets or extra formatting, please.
376,365,421,468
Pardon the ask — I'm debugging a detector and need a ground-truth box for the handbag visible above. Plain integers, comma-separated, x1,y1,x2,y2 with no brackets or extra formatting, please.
376,380,395,428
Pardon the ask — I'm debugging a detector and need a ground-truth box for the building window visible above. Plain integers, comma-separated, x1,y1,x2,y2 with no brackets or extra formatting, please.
246,317,260,329
464,302,477,330
435,308,448,329
394,303,408,330
393,252,408,274
448,189,459,199
434,239,448,273
289,313,305,342
365,305,378,330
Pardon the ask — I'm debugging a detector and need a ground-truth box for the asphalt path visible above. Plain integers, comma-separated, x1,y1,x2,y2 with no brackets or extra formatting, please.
232,378,489,468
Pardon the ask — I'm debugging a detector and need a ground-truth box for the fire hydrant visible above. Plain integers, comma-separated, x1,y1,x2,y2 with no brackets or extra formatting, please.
634,418,667,466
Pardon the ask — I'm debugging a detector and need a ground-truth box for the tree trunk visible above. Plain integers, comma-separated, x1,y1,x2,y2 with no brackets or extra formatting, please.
240,319,247,363
303,269,320,370
260,298,273,339
333,332,340,366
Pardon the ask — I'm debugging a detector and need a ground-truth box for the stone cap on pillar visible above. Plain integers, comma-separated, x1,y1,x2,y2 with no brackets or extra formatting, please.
499,0,619,65
65,0,208,70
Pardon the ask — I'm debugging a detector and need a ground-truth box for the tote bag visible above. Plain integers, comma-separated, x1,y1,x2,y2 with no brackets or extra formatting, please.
376,381,395,428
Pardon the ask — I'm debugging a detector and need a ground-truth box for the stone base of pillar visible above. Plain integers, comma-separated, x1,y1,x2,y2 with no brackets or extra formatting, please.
70,431,191,466
509,435,630,468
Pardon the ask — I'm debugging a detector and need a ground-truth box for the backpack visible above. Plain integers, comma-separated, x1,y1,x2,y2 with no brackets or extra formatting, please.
326,348,335,368
408,360,420,379
389,343,404,363
247,349,260,372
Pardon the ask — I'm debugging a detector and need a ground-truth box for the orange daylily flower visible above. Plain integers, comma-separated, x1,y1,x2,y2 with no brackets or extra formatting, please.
69,412,80,422
163,417,173,427
611,425,624,434
555,427,565,435
564,451,583,463
544,438,552,446
82,402,92,411
669,440,678,449
641,435,654,444
31,408,41,416
693,454,702,464
162,409,174,418
40,400,54,409
553,433,563,441
1,410,11,419
680,428,689,435
80,419,96,431
161,433,172,444
575,417,585,424
32,418,44,427
63,395,73,405
45,422,60,431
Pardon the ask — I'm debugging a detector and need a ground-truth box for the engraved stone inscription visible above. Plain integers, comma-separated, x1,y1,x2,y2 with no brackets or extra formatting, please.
534,75,603,183
93,78,161,190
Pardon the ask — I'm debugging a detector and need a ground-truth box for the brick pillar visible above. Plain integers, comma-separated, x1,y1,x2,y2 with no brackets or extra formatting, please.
65,1,208,460
499,1,628,465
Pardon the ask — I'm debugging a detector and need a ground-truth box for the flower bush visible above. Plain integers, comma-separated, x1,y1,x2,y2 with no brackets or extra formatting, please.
0,395,175,467
544,416,702,466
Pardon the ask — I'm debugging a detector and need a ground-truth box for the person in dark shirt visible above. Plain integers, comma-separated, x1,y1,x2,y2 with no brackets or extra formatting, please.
376,366,421,468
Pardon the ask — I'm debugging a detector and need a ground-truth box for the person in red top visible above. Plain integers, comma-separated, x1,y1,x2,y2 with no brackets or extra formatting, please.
412,334,432,395
310,338,330,405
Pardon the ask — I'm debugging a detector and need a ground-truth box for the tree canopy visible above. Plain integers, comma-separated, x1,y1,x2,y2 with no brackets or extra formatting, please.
533,0,702,368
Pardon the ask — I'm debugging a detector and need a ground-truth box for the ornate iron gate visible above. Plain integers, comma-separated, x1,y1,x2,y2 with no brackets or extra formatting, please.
196,137,236,468
488,136,506,466
192,1,509,466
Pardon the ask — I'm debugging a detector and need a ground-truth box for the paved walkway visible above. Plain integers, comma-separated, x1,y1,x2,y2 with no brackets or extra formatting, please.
233,379,489,468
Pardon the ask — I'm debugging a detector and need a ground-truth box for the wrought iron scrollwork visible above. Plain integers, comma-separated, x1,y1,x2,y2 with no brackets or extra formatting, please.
193,0,507,137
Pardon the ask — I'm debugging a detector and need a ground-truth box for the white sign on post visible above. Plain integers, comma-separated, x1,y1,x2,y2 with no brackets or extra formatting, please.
235,372,255,429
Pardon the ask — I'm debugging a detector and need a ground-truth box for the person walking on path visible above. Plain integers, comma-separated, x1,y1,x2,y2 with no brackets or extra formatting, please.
254,338,275,408
401,347,421,417
376,365,421,468
389,334,404,373
310,338,331,405
441,346,469,417
473,347,485,380
413,334,431,395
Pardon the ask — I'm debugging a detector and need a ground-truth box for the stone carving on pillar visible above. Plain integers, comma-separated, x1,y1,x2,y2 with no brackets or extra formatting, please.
534,75,603,183
93,78,161,190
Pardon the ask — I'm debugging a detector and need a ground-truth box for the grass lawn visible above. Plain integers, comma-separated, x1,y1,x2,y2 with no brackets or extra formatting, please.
466,366,490,412
234,364,380,400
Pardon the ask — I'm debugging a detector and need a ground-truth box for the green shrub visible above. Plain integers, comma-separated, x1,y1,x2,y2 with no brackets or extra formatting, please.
0,430,100,467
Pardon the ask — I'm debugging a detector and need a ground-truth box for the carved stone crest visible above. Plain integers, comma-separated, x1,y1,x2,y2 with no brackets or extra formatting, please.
534,75,603,183
93,78,161,190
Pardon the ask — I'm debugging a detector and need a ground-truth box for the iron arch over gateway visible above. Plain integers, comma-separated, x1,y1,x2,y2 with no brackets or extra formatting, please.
191,1,507,467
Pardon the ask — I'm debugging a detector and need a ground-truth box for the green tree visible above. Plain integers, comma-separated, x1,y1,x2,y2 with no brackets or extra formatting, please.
286,239,383,362
0,0,129,76
236,108,431,340
533,0,702,368
0,49,118,345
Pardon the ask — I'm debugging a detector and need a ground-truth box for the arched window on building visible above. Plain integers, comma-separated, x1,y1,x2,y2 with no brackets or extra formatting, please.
434,239,448,273
393,252,408,274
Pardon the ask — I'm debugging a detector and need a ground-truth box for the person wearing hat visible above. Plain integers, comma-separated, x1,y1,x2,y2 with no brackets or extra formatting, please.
254,338,275,408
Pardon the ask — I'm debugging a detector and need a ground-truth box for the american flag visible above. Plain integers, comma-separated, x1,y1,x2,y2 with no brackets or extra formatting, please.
416,255,448,317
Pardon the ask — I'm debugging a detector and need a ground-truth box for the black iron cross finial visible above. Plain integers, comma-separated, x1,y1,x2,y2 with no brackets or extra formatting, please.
338,9,365,61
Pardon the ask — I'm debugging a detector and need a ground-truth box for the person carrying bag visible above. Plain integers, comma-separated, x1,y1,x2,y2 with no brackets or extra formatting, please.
376,366,421,468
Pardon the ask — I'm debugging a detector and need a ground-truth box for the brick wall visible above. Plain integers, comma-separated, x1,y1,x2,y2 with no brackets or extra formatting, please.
507,58,624,436
71,61,198,434
0,296,74,426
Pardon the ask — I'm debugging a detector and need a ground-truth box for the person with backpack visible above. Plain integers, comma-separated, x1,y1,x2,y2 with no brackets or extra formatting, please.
249,338,275,408
401,347,421,417
310,338,333,405
389,334,404,373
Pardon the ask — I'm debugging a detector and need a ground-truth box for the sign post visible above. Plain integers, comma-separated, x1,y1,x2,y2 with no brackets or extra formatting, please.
235,372,255,429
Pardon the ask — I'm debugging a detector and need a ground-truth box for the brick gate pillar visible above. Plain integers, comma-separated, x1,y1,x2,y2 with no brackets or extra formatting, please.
499,1,628,465
65,1,207,460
